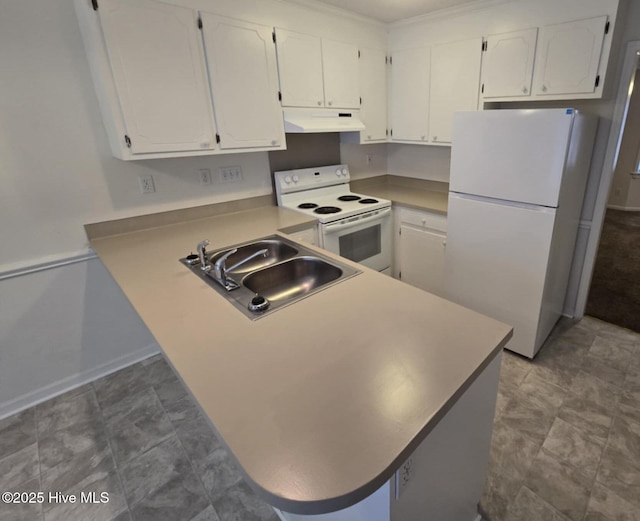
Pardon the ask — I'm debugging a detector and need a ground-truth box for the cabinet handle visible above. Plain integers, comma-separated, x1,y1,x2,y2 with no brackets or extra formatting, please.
328,100,333,106
421,135,426,140
442,239,447,247
541,85,548,92
271,140,278,146
317,101,322,106
367,135,372,140
433,136,437,141
522,86,528,94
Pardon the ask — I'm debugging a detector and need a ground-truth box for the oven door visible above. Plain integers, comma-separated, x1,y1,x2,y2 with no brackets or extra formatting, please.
320,208,391,272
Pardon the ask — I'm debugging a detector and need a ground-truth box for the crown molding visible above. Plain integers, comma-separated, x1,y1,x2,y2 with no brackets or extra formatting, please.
390,0,514,28
277,0,387,28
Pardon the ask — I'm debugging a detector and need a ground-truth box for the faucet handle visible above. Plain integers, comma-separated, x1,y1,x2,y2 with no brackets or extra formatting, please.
214,248,238,273
197,240,210,271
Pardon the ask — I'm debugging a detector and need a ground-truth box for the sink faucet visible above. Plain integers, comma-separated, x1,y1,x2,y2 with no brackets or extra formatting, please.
211,248,269,291
197,240,210,271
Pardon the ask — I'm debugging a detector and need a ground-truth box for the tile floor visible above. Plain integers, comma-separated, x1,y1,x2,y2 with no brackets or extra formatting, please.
1,315,639,521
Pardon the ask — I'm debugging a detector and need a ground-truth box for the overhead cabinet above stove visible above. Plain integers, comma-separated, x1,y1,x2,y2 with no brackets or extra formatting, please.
275,28,360,109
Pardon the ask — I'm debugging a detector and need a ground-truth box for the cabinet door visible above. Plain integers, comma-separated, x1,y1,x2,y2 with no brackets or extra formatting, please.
482,28,537,98
322,39,360,109
399,224,447,297
359,48,388,142
276,29,325,108
201,14,285,150
533,16,608,96
98,0,215,154
429,38,482,144
390,47,430,143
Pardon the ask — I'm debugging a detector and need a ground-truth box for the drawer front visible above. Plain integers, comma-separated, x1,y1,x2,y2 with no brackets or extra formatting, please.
399,208,447,233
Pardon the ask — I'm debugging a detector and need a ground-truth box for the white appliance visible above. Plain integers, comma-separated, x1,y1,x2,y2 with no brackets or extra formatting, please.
274,165,392,274
445,109,598,359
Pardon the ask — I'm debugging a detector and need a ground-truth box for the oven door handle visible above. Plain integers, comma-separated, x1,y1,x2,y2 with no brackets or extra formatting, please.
322,208,391,234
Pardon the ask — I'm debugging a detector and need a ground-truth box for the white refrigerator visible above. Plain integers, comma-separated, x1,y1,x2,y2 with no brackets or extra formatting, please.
444,109,598,358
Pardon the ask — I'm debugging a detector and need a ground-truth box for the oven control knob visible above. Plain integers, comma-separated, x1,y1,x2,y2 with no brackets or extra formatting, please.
341,168,348,176
284,175,292,184
335,169,342,177
292,175,299,183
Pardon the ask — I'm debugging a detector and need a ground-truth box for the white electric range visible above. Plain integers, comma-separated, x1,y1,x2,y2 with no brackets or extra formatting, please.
274,164,392,274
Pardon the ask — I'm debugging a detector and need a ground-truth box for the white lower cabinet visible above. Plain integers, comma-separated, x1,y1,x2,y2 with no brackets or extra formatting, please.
394,207,447,297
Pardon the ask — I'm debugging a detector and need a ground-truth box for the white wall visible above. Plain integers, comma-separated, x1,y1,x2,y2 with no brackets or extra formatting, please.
0,0,385,417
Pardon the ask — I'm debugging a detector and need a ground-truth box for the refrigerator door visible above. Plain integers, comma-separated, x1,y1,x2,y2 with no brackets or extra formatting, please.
450,109,575,207
444,193,557,358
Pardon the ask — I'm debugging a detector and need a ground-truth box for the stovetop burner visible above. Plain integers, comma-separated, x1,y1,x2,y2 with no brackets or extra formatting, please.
314,206,342,214
298,203,318,209
338,195,361,201
359,198,379,204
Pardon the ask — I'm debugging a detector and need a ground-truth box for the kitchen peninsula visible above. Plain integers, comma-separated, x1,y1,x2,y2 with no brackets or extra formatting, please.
86,202,512,520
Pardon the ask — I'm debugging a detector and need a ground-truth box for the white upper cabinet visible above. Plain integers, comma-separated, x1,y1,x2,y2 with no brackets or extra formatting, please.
481,28,538,98
359,48,388,142
276,29,360,109
429,38,483,144
97,0,215,155
200,14,285,150
322,39,360,108
390,47,430,143
533,16,608,96
275,29,325,108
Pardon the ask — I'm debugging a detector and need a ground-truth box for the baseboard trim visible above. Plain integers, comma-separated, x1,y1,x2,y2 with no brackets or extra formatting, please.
0,343,161,420
606,204,640,212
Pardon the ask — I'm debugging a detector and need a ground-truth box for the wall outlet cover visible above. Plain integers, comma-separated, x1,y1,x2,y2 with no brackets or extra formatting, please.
138,174,155,194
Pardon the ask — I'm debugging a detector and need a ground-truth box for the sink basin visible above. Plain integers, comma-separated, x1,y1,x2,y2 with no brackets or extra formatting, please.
180,235,360,319
243,256,343,302
210,239,298,274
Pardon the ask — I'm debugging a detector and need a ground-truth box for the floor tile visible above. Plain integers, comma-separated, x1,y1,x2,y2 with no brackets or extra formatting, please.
517,371,567,410
119,436,192,507
37,389,101,436
586,482,640,521
596,445,640,509
0,443,39,491
197,448,244,503
174,415,223,465
103,388,174,467
588,335,636,372
505,486,572,521
541,417,605,481
569,370,622,410
489,420,542,481
498,353,532,395
42,470,128,521
498,393,556,444
0,477,43,521
580,355,628,387
0,409,36,462
93,363,150,412
618,389,640,425
607,416,640,462
480,466,525,521
557,394,615,441
524,449,592,521
212,482,278,521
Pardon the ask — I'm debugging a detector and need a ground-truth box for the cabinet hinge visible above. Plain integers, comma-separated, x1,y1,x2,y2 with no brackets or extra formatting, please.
481,83,485,94
358,50,361,58
595,75,601,88
272,31,276,43
482,40,487,51
385,56,388,64
386,129,389,137
90,0,98,10
124,135,131,148
605,21,610,34
390,128,393,137
278,91,282,102
399,228,401,236
197,16,202,29
215,133,221,144
389,56,393,65
359,96,362,105
398,271,402,279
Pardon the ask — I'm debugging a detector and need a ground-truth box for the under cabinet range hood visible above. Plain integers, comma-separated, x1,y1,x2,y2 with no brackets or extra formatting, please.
282,108,365,133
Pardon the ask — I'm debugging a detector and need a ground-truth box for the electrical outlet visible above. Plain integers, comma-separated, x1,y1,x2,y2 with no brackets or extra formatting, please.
219,166,243,183
395,457,414,498
138,174,155,194
198,168,212,186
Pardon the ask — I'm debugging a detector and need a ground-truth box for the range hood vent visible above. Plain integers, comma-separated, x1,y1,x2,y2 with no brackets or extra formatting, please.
283,108,365,133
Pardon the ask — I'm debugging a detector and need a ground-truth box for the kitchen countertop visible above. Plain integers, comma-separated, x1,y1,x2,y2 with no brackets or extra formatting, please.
87,202,511,515
351,175,449,214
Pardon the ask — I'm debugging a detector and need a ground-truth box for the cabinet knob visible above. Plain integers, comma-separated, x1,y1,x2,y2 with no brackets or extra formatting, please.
421,135,426,140
317,101,322,106
271,140,277,146
367,135,372,140
522,86,528,94
433,136,437,141
541,85,548,92
442,239,447,247
328,100,333,106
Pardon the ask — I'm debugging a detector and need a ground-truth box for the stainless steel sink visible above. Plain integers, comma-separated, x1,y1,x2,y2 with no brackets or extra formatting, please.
243,256,343,302
180,235,359,319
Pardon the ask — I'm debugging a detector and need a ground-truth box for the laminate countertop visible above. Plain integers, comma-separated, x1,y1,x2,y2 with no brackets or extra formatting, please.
351,176,449,214
86,201,511,515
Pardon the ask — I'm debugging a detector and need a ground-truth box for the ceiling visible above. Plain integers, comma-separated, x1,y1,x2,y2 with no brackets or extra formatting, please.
311,0,485,23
